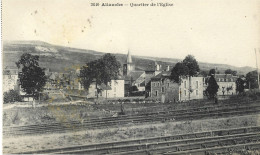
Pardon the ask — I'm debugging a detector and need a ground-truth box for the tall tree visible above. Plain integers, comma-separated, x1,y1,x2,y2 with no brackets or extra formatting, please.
205,75,219,99
246,70,259,89
200,70,208,77
183,55,200,76
16,53,47,99
209,69,216,76
170,62,189,83
80,53,121,99
183,55,200,100
170,55,200,100
101,53,121,85
236,77,245,94
225,69,237,76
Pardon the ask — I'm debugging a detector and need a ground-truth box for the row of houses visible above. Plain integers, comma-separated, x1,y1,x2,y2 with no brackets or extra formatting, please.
150,72,237,102
3,51,238,102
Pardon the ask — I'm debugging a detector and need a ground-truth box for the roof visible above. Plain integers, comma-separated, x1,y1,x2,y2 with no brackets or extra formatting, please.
151,71,171,81
145,72,156,84
98,83,112,90
214,74,238,82
215,74,236,78
123,71,145,81
3,69,18,75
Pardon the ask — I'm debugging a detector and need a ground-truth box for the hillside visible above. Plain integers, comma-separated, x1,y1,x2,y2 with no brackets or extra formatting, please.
2,40,255,75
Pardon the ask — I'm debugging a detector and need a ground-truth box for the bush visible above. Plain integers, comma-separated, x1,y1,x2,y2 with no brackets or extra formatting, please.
3,90,22,103
40,93,49,101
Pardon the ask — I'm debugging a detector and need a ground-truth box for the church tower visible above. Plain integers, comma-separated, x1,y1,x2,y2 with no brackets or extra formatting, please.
123,50,135,75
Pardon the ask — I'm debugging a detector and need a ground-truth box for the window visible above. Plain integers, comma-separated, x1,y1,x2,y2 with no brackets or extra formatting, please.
95,91,97,96
196,81,199,89
184,90,187,96
157,83,160,86
167,83,170,87
162,87,165,93
155,91,158,96
196,90,198,95
184,81,187,88
153,83,156,86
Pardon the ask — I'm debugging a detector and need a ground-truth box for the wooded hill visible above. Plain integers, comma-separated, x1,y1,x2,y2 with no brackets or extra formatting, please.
2,40,255,75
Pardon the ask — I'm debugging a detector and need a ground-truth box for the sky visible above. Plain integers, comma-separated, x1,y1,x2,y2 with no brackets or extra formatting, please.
2,0,260,68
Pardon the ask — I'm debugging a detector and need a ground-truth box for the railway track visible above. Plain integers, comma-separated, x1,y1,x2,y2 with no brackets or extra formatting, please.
101,99,259,113
18,126,260,154
4,103,260,136
5,99,257,130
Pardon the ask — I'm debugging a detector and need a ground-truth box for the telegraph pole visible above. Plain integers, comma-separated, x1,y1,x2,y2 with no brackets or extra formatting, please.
255,48,260,90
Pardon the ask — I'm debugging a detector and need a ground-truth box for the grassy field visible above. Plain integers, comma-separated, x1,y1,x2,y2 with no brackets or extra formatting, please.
3,97,259,127
3,114,260,154
3,103,112,126
3,96,260,153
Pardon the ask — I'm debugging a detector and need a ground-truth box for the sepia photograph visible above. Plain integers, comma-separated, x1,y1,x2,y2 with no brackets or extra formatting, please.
1,0,260,154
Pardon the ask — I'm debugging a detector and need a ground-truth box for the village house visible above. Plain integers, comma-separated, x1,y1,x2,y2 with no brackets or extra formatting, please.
87,79,125,99
3,67,19,93
214,74,237,96
150,71,204,103
122,50,174,97
179,76,205,101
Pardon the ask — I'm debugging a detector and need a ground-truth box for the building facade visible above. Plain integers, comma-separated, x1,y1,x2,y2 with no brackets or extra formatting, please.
87,80,125,99
151,72,204,102
179,76,204,101
214,74,237,96
3,67,19,93
102,80,125,98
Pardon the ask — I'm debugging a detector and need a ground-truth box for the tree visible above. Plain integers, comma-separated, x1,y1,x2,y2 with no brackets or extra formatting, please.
183,55,200,76
183,55,200,100
200,70,208,77
101,53,121,85
80,59,103,98
80,53,121,99
170,55,200,100
246,70,259,89
16,53,47,99
209,69,216,76
170,62,189,83
4,90,22,103
205,75,219,99
225,69,237,76
236,77,245,94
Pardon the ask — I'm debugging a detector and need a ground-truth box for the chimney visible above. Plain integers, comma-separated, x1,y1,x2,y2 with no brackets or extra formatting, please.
166,65,170,71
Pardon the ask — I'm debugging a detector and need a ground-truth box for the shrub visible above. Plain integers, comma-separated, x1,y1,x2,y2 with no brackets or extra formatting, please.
40,93,49,101
3,90,22,103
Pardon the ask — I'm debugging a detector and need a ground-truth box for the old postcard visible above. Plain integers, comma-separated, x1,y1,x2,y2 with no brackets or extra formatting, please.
2,0,260,154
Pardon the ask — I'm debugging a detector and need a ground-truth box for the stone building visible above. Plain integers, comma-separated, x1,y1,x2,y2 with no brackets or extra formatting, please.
3,67,19,93
151,71,204,102
214,74,238,96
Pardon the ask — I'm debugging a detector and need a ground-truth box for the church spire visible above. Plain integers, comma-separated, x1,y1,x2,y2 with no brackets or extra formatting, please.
127,50,132,64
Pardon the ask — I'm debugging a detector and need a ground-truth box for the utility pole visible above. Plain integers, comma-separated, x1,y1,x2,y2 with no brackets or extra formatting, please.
255,48,260,90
